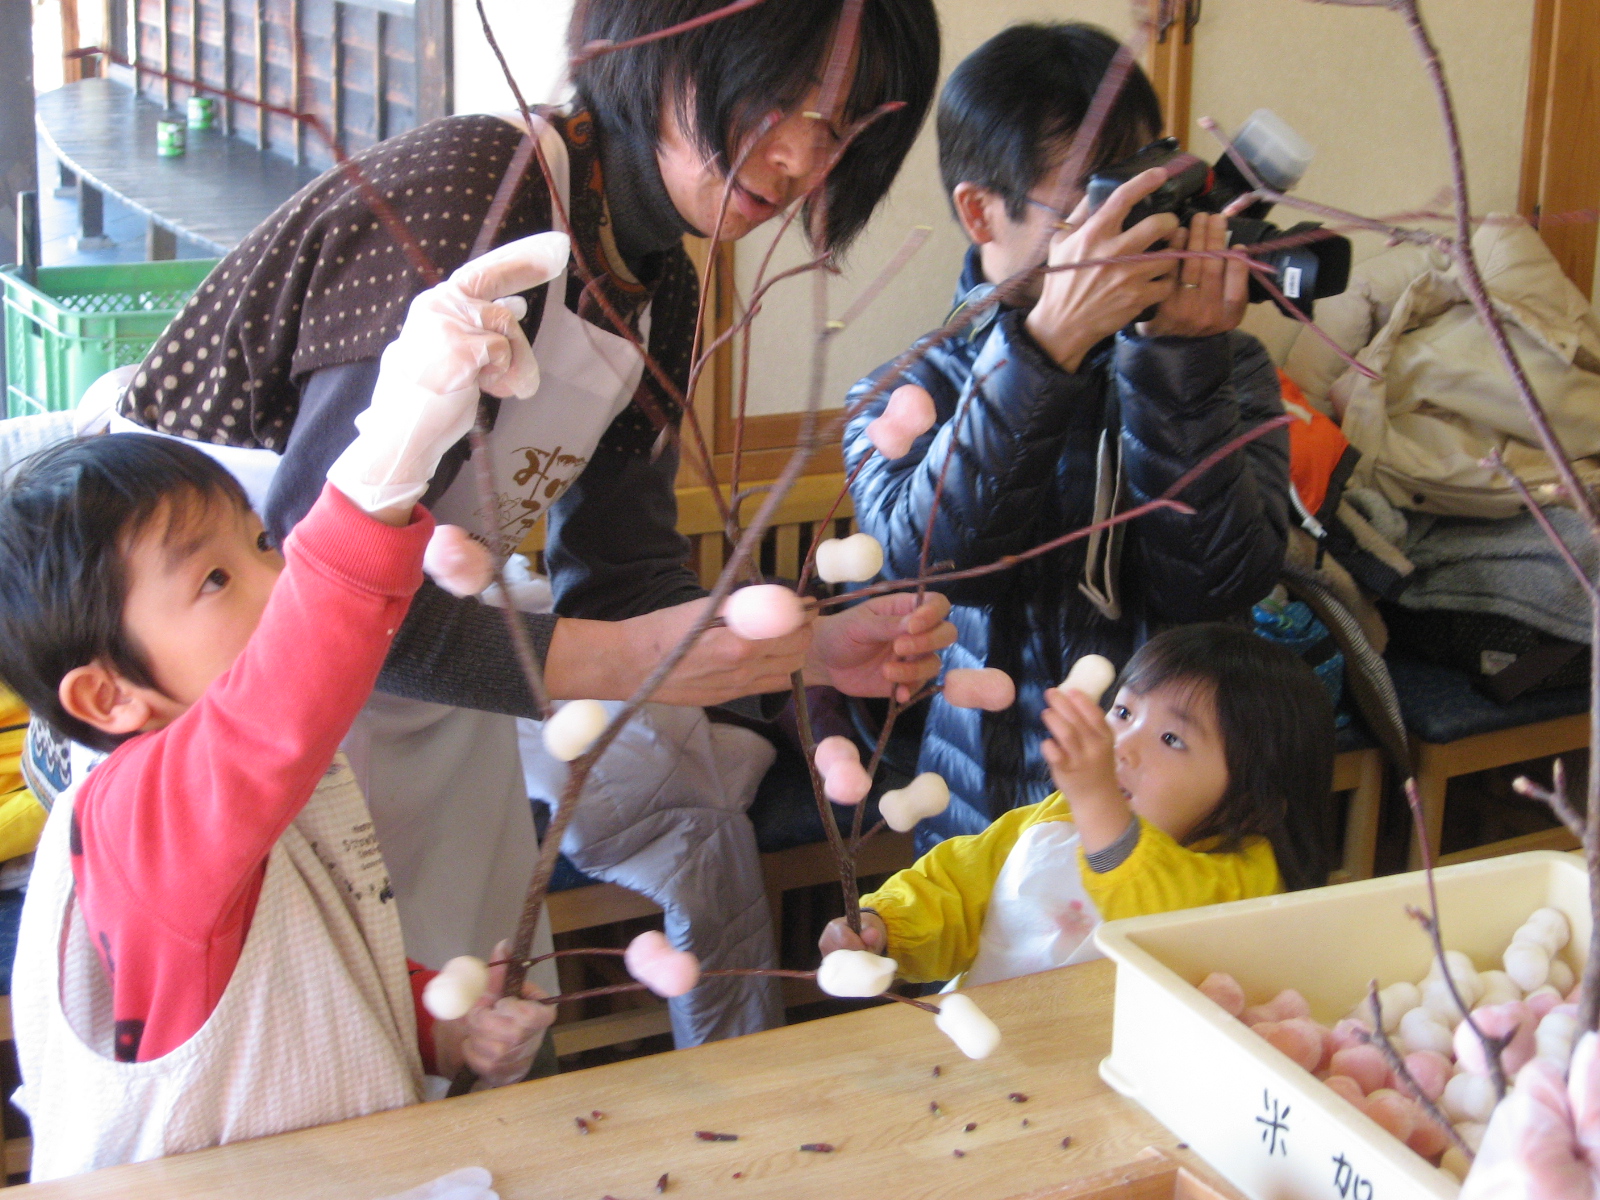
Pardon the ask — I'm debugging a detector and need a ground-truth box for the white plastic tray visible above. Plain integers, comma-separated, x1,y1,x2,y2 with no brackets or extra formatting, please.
1094,851,1590,1200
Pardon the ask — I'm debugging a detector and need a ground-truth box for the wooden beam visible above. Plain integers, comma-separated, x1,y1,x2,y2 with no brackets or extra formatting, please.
1519,0,1600,297
62,0,84,83
1145,0,1196,147
413,0,449,123
253,0,265,146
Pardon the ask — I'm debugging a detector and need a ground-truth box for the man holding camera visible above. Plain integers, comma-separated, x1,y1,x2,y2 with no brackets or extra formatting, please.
843,22,1289,852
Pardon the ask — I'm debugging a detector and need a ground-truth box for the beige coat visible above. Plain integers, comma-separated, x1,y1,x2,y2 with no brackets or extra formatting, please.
1285,217,1600,518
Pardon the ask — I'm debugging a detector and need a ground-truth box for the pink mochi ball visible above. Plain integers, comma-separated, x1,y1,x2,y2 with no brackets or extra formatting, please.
423,524,496,597
1324,1075,1366,1108
942,668,1017,712
623,931,702,998
1198,972,1247,1018
1407,1112,1453,1160
1399,1051,1452,1102
722,585,806,641
1244,989,1311,1025
1257,1019,1325,1073
1330,1018,1372,1054
1362,1089,1417,1142
866,384,937,459
1526,989,1563,1019
1329,1045,1389,1094
1455,1001,1536,1076
814,735,859,774
1569,982,1583,1005
823,759,871,806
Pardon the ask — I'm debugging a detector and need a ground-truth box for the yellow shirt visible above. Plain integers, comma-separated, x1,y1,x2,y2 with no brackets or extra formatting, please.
0,688,47,864
860,791,1281,983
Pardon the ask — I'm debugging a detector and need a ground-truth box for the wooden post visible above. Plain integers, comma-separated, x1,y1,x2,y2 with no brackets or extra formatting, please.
1146,0,1197,148
0,0,40,271
289,0,302,163
61,0,84,83
1519,0,1600,298
160,0,172,108
221,0,233,133
253,0,265,147
330,0,342,149
374,10,386,142
414,0,450,124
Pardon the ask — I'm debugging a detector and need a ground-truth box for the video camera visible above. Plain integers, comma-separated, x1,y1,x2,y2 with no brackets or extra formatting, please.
1083,110,1351,320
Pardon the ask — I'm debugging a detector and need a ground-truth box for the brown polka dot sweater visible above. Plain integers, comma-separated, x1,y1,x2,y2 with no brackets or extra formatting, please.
120,111,708,719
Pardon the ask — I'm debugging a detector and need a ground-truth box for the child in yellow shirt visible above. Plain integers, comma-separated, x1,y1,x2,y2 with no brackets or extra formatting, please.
0,686,46,865
822,624,1335,986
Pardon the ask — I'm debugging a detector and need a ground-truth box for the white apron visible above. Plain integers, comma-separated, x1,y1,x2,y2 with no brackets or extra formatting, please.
962,820,1106,988
12,755,423,1181
349,112,647,966
108,113,646,974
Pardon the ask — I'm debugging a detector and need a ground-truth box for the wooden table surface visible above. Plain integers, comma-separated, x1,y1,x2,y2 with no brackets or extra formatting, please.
16,961,1178,1200
35,78,320,255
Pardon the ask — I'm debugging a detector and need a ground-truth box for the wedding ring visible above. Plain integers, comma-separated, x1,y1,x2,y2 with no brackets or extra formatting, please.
1180,282,1201,289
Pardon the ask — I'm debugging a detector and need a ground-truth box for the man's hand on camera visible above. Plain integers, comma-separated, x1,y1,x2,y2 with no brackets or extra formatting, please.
1023,168,1180,374
1135,212,1249,339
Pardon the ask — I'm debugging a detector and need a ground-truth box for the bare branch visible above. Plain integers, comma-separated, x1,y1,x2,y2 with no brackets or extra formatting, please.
1360,983,1473,1156
1484,447,1599,602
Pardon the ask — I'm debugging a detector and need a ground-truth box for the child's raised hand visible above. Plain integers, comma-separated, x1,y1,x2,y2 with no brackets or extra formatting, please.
820,911,888,957
438,940,557,1089
1040,686,1118,793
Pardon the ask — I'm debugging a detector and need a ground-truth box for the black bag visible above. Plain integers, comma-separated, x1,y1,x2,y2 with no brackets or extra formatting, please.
1381,605,1588,704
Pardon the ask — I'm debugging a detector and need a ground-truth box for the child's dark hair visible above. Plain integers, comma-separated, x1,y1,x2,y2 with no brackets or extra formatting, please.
571,0,941,254
0,435,250,753
937,22,1163,222
1120,623,1335,892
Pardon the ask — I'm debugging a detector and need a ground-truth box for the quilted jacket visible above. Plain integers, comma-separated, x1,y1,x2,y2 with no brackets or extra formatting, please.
843,248,1290,851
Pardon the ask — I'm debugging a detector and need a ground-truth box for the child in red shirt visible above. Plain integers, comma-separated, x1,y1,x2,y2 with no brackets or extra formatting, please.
0,232,571,1179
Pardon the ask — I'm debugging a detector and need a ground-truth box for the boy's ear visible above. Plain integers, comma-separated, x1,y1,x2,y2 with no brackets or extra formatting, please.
952,182,998,245
59,663,156,738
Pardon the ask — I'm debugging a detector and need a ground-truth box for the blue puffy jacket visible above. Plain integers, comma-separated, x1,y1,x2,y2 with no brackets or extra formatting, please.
844,248,1290,853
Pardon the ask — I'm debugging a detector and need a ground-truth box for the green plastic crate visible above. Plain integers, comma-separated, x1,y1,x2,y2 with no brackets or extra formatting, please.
3,259,219,419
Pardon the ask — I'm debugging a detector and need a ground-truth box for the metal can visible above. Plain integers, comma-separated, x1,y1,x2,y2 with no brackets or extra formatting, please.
156,116,187,157
186,95,217,129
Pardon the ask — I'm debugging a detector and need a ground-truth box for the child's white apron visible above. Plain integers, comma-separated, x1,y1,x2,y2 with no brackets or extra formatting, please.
962,820,1106,987
11,755,422,1181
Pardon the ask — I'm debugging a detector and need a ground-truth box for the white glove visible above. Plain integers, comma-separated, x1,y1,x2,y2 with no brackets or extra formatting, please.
1462,1032,1600,1200
326,231,570,514
372,1166,497,1200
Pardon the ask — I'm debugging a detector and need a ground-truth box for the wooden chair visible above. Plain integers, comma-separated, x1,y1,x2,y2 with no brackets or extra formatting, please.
1386,656,1589,868
0,996,25,1187
1330,743,1385,884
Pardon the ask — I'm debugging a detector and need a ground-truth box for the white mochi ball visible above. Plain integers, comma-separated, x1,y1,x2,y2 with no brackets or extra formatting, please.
1060,654,1117,705
1441,1073,1497,1124
935,993,1002,1060
542,699,609,762
816,949,898,998
878,772,951,832
1504,941,1551,993
814,533,885,583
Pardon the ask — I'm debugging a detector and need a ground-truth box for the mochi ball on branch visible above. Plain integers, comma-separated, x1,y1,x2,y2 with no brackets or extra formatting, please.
879,772,950,832
943,668,1016,712
935,993,1002,1060
865,384,936,459
423,525,496,597
722,584,807,641
817,949,897,998
624,931,701,998
422,955,490,1020
813,736,871,806
542,699,609,762
814,533,884,584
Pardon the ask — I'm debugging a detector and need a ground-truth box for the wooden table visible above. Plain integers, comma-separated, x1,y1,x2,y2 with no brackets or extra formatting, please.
15,961,1186,1200
34,77,319,259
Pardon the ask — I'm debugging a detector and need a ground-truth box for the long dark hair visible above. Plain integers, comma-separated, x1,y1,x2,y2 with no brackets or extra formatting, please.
1118,623,1335,892
571,0,941,254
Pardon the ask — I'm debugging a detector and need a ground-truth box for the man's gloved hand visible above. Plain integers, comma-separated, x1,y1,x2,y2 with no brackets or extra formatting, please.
327,230,569,515
1463,1032,1600,1200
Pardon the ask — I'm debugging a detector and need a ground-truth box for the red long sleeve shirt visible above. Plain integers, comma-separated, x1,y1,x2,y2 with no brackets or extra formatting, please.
71,485,435,1063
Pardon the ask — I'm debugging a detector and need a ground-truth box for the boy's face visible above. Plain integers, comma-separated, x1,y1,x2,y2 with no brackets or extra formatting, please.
117,494,284,725
953,180,1080,306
